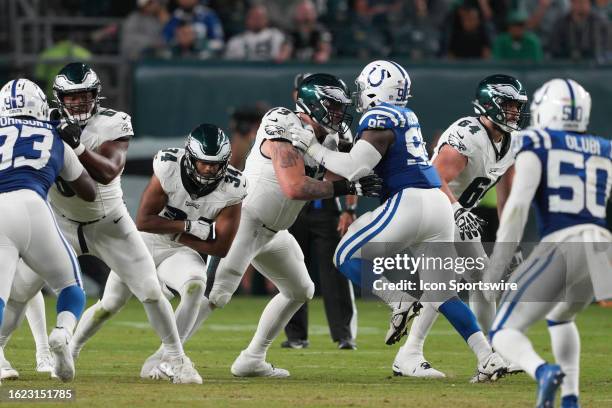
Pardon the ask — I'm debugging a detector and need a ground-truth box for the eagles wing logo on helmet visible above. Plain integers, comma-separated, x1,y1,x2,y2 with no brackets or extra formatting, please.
488,84,526,101
313,85,351,104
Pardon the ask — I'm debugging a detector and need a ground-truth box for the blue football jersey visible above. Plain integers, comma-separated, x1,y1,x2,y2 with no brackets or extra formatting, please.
356,102,441,199
0,116,65,199
513,128,612,237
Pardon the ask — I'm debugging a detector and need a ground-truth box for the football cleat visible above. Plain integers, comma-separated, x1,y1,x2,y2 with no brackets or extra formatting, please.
470,352,508,383
385,302,423,345
560,394,580,408
280,339,309,349
0,358,19,380
49,327,75,382
36,352,58,379
140,347,164,379
231,351,290,378
536,364,564,408
392,357,446,379
154,355,203,384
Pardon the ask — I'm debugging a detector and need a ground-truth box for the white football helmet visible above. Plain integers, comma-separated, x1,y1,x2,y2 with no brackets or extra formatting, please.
354,60,411,113
0,78,49,121
530,78,591,132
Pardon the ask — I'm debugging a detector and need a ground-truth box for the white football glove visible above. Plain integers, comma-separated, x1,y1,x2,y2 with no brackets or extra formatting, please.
184,220,213,241
289,126,318,154
452,202,487,241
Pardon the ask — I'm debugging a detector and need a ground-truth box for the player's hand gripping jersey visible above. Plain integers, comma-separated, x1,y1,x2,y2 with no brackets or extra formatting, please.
242,107,339,231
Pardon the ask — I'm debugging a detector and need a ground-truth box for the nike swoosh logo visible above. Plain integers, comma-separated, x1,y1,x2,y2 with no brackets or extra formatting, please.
113,216,123,224
269,118,278,122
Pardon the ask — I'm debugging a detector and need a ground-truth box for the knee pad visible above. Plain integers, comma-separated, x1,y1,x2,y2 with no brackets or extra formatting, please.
208,290,232,309
208,267,244,308
134,277,163,303
180,279,206,298
283,279,315,303
57,285,86,319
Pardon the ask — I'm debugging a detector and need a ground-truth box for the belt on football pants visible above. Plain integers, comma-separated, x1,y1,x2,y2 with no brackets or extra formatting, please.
60,214,106,255
262,224,279,233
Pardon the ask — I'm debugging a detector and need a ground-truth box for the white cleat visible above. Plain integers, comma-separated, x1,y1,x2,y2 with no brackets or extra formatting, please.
36,352,58,379
470,352,508,383
385,302,423,345
231,351,290,378
0,358,19,380
154,355,202,384
49,327,75,382
392,357,446,379
140,347,164,379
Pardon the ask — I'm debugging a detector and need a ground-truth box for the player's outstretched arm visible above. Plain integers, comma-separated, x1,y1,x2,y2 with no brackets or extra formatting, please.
291,128,389,181
432,144,468,203
487,151,541,283
78,138,129,185
136,174,186,234
177,203,241,258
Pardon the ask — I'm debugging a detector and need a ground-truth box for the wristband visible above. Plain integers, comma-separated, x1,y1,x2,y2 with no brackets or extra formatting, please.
73,143,85,156
332,180,350,197
343,209,356,216
184,220,191,233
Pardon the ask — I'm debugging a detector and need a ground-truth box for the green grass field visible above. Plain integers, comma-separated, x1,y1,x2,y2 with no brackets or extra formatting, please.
1,297,611,407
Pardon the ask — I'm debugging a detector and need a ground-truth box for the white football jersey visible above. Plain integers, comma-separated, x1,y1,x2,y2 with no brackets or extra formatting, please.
144,147,247,246
243,107,338,231
432,116,515,209
49,107,133,222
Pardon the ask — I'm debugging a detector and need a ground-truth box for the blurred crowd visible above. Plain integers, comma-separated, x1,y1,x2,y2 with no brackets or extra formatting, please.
35,0,612,63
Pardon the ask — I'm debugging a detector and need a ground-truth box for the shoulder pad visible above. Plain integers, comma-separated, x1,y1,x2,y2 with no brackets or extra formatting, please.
440,117,486,157
357,104,409,133
153,148,182,193
95,108,133,139
511,129,552,156
222,166,248,205
259,107,301,142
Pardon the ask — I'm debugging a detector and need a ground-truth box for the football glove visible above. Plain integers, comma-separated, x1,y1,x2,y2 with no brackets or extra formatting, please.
58,122,83,149
185,220,213,241
289,126,318,154
333,174,382,197
453,203,487,241
502,247,523,281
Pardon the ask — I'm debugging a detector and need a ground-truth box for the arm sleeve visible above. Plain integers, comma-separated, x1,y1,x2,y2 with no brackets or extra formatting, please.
308,139,382,181
59,142,85,182
488,151,542,273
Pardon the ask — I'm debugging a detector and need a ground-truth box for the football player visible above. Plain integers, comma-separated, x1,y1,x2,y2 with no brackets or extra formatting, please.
394,74,529,379
0,78,96,383
291,60,508,382
187,73,381,378
0,63,201,383
486,79,612,408
69,123,245,379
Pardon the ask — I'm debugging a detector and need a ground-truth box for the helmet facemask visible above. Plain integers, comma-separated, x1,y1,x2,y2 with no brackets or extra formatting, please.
56,89,99,126
182,132,231,197
491,97,530,133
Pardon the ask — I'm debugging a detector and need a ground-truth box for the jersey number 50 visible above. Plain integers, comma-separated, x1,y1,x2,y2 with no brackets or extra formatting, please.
548,150,611,217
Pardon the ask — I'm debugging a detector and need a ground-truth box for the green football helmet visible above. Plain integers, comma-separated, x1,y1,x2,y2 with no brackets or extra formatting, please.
473,74,529,133
296,73,352,135
182,123,232,197
53,62,102,125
